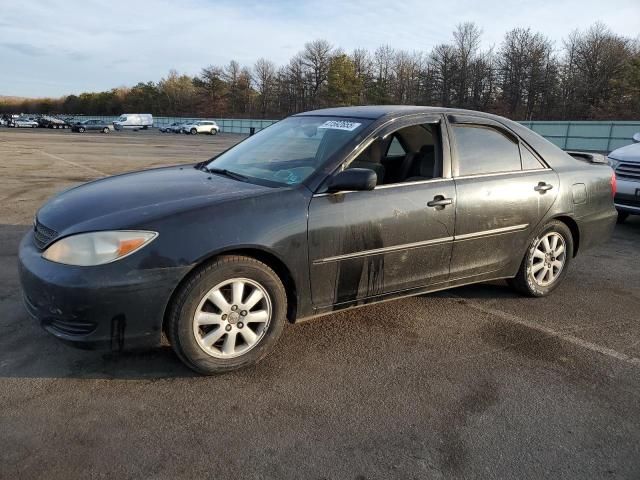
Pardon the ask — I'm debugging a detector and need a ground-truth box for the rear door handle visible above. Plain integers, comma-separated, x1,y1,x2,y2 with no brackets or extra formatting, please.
427,196,453,208
534,182,553,193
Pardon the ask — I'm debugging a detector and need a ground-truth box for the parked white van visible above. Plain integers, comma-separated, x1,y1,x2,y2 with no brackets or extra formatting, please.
113,114,153,131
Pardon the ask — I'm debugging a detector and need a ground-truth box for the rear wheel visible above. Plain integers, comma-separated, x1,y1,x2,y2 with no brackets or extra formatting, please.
509,220,573,297
166,255,287,374
78,127,85,133
210,128,218,135
102,127,110,134
617,211,629,224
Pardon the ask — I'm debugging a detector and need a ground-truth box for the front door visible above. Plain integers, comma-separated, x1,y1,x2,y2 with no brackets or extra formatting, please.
307,116,456,308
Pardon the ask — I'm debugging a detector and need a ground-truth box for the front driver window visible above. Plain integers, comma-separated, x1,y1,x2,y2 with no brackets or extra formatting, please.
347,123,443,185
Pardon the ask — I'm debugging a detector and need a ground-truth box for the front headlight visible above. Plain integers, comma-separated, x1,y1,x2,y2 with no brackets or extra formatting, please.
42,230,157,266
607,156,620,169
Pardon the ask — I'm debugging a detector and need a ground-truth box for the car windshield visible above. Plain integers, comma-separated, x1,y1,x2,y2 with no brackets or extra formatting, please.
205,116,371,186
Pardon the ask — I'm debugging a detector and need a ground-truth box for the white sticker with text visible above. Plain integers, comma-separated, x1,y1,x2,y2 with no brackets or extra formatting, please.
318,120,362,131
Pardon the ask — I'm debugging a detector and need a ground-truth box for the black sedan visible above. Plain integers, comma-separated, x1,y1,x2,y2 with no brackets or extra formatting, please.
71,119,113,133
19,106,617,374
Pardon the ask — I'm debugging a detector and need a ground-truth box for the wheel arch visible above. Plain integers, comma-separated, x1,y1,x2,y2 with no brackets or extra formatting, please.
162,247,298,336
551,215,580,257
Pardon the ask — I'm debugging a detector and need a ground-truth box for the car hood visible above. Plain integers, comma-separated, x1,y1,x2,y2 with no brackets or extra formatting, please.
609,142,640,163
37,165,275,234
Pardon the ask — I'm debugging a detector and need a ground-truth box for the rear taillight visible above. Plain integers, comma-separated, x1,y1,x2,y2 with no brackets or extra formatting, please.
611,172,617,198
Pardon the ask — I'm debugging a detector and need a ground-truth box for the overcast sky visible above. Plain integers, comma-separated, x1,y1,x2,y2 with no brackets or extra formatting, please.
1,0,638,98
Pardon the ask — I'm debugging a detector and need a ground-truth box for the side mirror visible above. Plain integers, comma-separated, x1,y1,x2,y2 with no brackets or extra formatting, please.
633,132,640,143
326,168,377,193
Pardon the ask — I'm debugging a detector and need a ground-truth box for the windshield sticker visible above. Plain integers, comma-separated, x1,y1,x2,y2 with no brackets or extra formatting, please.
318,120,362,131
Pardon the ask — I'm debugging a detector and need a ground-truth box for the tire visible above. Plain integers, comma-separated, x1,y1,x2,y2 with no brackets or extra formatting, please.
166,255,287,375
509,220,573,297
78,127,85,133
190,128,197,135
616,211,629,224
102,127,110,134
210,128,218,135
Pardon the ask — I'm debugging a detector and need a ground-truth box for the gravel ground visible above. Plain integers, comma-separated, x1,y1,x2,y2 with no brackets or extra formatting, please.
1,127,639,480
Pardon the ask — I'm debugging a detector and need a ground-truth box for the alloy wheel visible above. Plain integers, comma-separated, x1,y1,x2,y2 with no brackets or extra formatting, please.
192,278,272,359
530,232,566,287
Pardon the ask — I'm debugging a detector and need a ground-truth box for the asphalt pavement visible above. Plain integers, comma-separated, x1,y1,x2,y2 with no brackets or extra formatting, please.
1,128,638,479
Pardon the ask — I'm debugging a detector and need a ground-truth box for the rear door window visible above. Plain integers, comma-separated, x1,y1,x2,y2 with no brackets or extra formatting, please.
452,125,521,176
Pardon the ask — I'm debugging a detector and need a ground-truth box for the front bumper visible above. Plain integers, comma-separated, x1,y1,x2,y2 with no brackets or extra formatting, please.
615,178,640,214
18,230,190,350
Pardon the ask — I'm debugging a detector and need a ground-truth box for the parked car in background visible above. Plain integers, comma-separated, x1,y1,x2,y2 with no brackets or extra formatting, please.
38,116,71,129
608,132,640,223
19,106,617,375
113,113,153,131
170,121,191,133
71,119,113,133
13,118,39,128
159,122,182,133
182,120,220,135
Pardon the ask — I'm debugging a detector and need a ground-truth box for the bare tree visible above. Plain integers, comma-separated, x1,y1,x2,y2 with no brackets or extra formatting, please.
498,28,556,118
430,43,457,106
453,22,482,107
302,39,334,108
253,58,276,117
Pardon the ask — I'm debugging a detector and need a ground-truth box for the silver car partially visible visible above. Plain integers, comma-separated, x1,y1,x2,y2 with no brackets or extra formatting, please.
608,132,640,222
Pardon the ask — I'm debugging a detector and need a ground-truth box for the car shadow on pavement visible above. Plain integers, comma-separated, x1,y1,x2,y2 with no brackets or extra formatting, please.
431,280,520,300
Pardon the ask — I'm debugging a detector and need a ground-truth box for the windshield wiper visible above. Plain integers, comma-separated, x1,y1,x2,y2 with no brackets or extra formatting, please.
200,166,249,182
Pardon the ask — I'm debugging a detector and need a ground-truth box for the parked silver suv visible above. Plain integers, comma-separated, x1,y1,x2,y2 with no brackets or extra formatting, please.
609,132,640,223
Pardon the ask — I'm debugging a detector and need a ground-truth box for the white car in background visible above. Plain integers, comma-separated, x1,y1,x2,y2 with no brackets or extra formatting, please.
608,132,640,223
182,120,220,135
13,118,39,128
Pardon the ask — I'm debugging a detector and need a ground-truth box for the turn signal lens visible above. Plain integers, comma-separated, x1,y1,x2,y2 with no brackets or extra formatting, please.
43,231,157,266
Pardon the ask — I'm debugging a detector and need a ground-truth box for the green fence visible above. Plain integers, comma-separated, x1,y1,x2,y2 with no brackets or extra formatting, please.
518,120,640,152
68,115,639,152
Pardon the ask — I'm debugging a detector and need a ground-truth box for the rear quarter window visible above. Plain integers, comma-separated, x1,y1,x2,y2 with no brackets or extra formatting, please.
521,144,546,170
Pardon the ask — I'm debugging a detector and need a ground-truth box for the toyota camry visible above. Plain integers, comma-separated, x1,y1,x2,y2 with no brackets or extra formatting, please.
19,106,617,374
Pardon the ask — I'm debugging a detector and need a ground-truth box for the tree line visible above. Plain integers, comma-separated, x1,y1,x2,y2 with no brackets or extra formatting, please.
3,22,639,121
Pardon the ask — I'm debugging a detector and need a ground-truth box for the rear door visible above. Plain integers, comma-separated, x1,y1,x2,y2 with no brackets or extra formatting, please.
447,115,559,278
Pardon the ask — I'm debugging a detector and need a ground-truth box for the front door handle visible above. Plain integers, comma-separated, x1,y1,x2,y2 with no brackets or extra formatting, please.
534,182,553,193
427,195,453,209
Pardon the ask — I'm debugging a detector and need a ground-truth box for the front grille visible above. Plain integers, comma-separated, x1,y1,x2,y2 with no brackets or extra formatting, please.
615,162,640,181
33,220,58,250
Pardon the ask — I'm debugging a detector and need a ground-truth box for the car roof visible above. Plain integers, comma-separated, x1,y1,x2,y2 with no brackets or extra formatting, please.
293,105,497,120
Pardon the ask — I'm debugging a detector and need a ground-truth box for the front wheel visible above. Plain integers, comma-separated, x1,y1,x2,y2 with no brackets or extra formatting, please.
78,127,85,133
102,127,110,134
190,128,197,135
509,220,573,297
166,255,287,375
210,128,218,135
